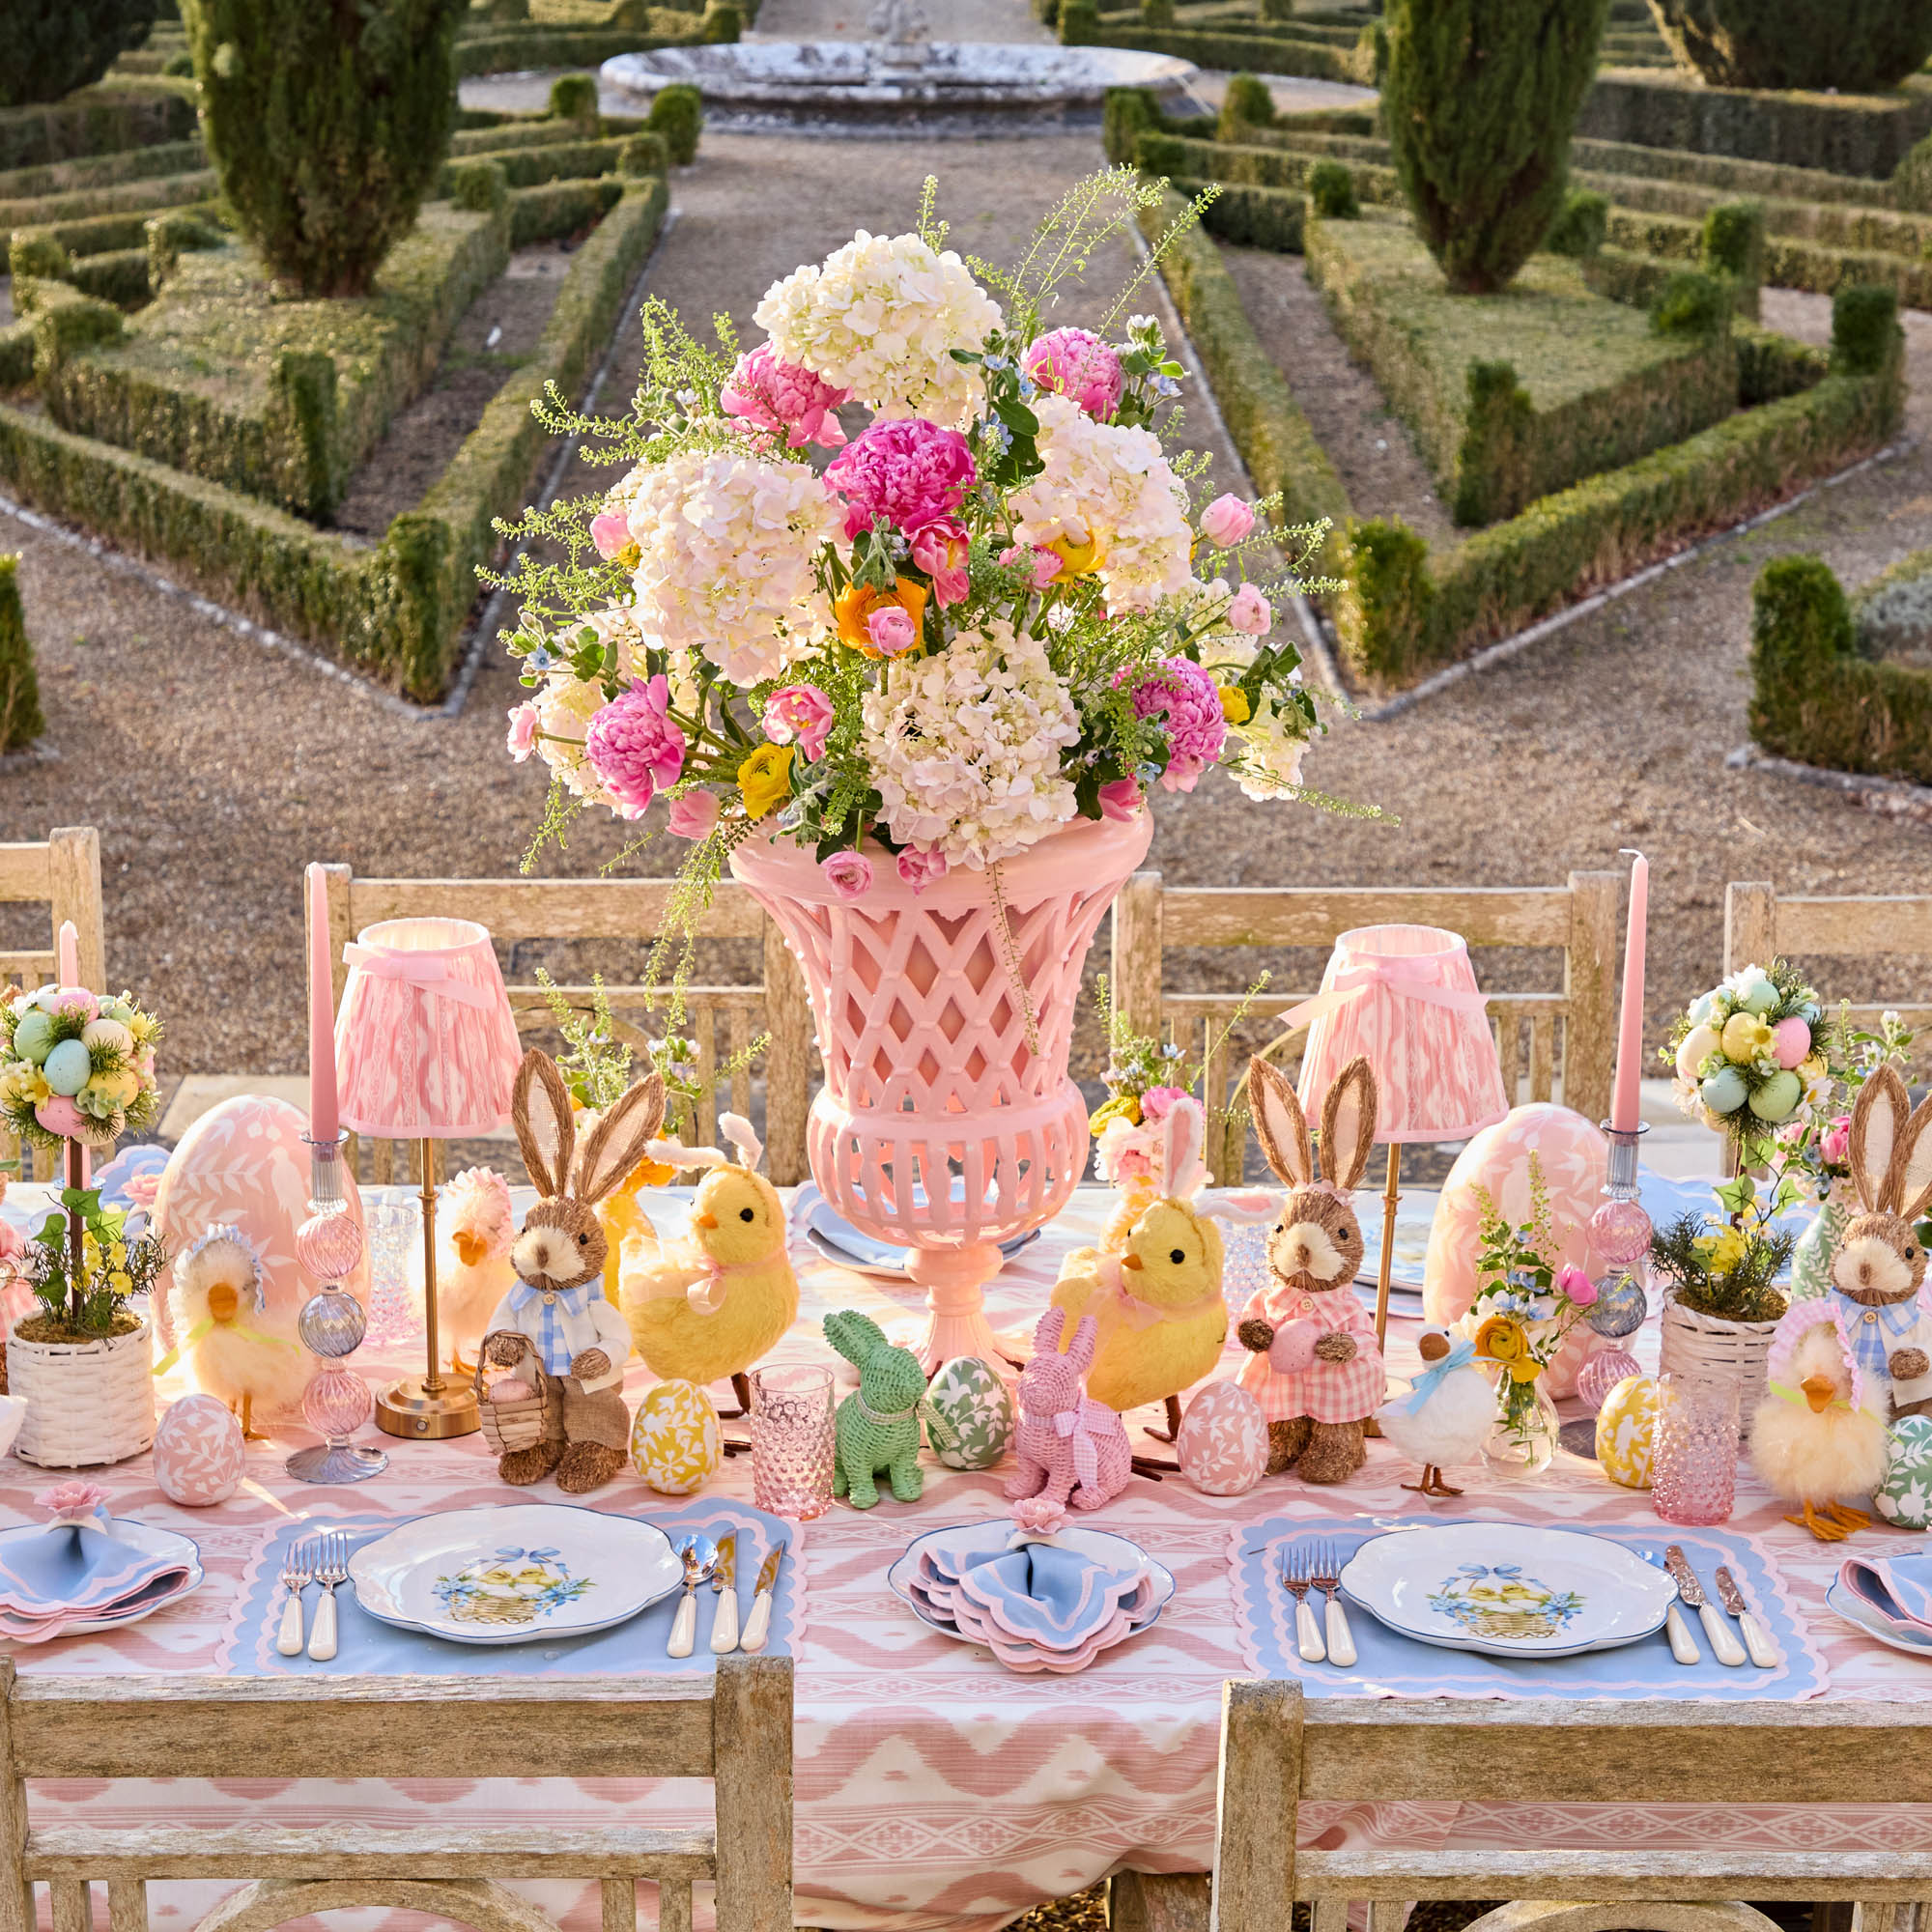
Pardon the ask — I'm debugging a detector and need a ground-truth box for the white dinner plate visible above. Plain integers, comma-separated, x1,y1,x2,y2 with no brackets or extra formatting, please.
347,1504,683,1646
1339,1522,1678,1660
1827,1576,1932,1658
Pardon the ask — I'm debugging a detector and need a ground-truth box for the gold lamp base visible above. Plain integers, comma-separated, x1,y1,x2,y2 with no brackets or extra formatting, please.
375,1377,480,1439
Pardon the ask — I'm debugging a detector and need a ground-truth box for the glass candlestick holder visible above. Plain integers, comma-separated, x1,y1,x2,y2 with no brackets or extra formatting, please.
286,1132,387,1485
1586,1121,1653,1339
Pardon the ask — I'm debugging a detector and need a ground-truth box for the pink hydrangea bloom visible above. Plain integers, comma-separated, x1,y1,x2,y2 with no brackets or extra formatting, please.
1097,777,1142,822
721,341,851,449
505,702,539,762
821,850,874,899
668,790,722,840
1821,1114,1854,1167
867,605,919,656
590,511,634,560
1200,494,1256,548
1140,1085,1186,1122
824,417,976,541
1228,582,1272,636
763,685,836,762
584,674,686,816
1557,1263,1598,1308
896,845,949,894
1120,656,1227,792
910,516,971,608
1022,327,1123,418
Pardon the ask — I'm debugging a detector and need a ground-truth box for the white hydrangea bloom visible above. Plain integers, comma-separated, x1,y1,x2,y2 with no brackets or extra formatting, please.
860,620,1081,868
1227,688,1311,802
754,231,1002,429
626,444,842,688
534,672,633,815
1008,394,1194,613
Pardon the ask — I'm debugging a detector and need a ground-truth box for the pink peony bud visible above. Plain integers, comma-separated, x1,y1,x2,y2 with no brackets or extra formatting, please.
821,850,875,900
1021,327,1124,418
505,702,539,762
1228,583,1273,636
590,512,634,561
1200,495,1257,548
667,789,722,840
1097,777,1143,823
896,845,949,895
866,605,919,656
998,544,1063,588
721,342,851,449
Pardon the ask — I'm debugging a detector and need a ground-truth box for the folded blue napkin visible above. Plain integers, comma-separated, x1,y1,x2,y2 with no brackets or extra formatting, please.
0,1510,189,1619
1840,1551,1932,1634
922,1538,1146,1650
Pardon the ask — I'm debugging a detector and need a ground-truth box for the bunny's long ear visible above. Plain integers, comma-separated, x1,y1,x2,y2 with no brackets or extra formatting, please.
1066,1314,1098,1377
1851,1064,1910,1214
826,1309,886,1369
1162,1096,1208,1201
1321,1055,1379,1193
514,1050,576,1199
1249,1056,1313,1188
1031,1305,1066,1358
575,1072,667,1205
1886,1086,1932,1224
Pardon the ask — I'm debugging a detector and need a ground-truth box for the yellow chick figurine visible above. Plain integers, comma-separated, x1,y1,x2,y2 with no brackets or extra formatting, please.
1051,1098,1266,1439
618,1113,797,1415
1752,1304,1892,1542
411,1165,518,1378
163,1224,304,1438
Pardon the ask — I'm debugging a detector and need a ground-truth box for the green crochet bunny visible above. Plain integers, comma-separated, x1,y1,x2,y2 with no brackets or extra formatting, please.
826,1310,926,1508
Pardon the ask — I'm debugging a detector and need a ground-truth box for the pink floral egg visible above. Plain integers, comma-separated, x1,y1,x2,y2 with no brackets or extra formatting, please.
1423,1103,1609,1400
152,1393,244,1506
34,1095,85,1138
1772,1016,1811,1068
1177,1380,1267,1495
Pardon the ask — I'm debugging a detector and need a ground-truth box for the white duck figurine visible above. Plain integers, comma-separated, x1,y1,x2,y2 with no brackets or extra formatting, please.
1375,1326,1494,1497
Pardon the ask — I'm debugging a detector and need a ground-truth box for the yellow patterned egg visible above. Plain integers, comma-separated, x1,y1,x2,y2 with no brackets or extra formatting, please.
1595,1374,1661,1490
630,1378,722,1494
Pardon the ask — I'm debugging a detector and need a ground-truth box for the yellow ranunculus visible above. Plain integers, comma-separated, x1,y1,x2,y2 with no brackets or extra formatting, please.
737,743,796,822
1473,1313,1542,1383
1218,687,1251,724
1044,527,1105,577
834,577,928,656
1089,1093,1143,1137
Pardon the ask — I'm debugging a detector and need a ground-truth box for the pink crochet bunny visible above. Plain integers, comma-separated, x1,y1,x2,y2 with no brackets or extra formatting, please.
1004,1309,1132,1514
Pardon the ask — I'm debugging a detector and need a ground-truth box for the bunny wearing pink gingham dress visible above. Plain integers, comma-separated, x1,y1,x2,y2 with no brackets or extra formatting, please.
1236,1054,1386,1483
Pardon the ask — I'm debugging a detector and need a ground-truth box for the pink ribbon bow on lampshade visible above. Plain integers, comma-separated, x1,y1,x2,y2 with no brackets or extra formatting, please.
1280,954,1492,1029
1053,1399,1112,1490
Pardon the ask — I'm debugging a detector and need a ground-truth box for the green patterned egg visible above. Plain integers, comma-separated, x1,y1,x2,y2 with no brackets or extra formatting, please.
1873,1414,1932,1530
921,1355,1013,1470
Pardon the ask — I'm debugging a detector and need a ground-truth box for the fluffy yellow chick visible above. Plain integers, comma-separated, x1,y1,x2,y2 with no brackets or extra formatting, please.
165,1225,305,1438
1751,1315,1890,1542
411,1166,518,1377
619,1115,796,1413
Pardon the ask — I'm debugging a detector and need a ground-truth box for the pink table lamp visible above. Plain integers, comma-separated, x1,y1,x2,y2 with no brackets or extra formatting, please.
334,917,522,1440
1283,923,1509,1350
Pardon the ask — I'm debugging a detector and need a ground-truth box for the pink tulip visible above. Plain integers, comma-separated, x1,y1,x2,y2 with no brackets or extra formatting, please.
821,850,874,900
667,790,722,840
1228,583,1272,636
762,685,837,762
896,846,949,895
1097,777,1143,823
1200,495,1256,548
1821,1114,1853,1168
505,702,539,762
1557,1263,1598,1308
590,511,634,560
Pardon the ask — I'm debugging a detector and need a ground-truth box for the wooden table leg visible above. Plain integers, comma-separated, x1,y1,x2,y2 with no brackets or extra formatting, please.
1109,1872,1211,1932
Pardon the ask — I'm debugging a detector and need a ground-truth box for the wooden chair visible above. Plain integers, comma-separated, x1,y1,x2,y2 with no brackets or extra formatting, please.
1206,1680,1932,1932
0,829,103,1183
1108,873,1623,1181
0,1655,793,1932
312,867,814,1185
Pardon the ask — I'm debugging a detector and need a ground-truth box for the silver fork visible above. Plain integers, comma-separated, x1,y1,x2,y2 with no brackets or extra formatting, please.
1308,1542,1356,1667
1278,1544,1326,1663
308,1531,349,1662
274,1538,315,1658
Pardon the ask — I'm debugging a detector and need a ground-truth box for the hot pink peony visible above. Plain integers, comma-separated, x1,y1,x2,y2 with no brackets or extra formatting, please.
505,702,539,762
1228,583,1272,636
584,674,686,816
721,341,851,449
824,417,976,541
896,845,949,894
1120,656,1227,792
1097,777,1142,822
1141,1085,1186,1121
590,511,634,560
1022,327,1123,418
910,516,971,608
668,790,722,840
763,684,836,761
821,850,874,899
867,605,919,656
1200,494,1256,548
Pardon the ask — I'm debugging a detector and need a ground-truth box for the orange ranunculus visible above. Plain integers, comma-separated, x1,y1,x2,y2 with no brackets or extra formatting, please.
1473,1314,1543,1384
834,576,929,657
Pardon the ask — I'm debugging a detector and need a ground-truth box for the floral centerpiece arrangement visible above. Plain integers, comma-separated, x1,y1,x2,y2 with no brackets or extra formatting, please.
0,984,159,1153
13,1184,166,1345
1663,961,1823,1160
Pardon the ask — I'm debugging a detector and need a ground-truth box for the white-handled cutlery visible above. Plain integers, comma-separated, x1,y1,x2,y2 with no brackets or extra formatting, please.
740,1541,785,1653
710,1533,740,1655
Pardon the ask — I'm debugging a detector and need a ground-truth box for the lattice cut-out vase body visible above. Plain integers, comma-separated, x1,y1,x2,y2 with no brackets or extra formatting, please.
732,811,1153,1373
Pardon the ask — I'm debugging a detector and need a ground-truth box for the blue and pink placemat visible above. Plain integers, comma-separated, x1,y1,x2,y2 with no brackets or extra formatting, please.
218,1497,803,1676
1231,1511,1830,1700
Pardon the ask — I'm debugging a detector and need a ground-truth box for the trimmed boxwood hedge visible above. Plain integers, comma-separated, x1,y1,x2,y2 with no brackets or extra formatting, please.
0,169,216,256
453,20,708,73
1135,128,1405,207
0,80,196,173
1071,15,1377,84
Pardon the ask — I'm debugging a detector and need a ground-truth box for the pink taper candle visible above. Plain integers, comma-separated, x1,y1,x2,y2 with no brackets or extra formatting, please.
1609,850,1648,1134
306,864,340,1145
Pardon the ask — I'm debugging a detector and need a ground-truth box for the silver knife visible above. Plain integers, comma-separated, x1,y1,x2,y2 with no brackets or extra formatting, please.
1714,1564,1779,1668
740,1541,785,1654
1665,1545,1745,1666
709,1533,739,1655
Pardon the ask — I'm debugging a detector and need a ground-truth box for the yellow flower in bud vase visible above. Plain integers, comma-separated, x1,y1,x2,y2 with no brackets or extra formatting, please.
1694,1223,1749,1277
1473,1313,1541,1383
108,1271,130,1295
1218,687,1251,724
737,743,796,822
834,577,928,658
1044,526,1104,577
1089,1092,1143,1137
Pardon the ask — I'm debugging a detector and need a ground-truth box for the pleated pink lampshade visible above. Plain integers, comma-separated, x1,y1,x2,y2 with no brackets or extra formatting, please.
1285,923,1509,1145
334,918,522,1139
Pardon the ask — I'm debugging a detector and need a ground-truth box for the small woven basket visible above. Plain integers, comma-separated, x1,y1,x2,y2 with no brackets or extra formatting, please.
1658,1290,1780,1437
9,1319,156,1467
474,1330,554,1457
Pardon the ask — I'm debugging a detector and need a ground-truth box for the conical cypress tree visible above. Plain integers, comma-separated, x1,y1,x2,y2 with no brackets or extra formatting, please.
2,0,159,108
1383,0,1610,295
180,0,466,299
0,557,44,755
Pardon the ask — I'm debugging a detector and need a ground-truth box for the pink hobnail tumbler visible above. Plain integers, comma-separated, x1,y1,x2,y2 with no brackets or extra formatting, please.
1652,1370,1740,1525
752,1362,835,1521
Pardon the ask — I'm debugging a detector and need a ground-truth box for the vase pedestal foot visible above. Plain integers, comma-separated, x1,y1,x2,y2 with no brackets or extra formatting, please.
902,1242,1032,1377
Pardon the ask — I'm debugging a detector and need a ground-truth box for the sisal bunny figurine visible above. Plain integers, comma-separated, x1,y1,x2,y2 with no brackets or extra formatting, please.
1236,1053,1386,1483
1827,1064,1932,1419
1004,1308,1133,1515
825,1310,925,1508
485,1049,665,1492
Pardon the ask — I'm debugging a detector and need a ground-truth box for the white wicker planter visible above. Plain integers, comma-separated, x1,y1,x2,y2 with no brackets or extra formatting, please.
8,1318,156,1468
1658,1291,1781,1438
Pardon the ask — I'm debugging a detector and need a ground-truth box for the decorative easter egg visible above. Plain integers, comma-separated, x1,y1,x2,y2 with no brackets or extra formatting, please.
12,1009,54,1065
152,1393,244,1506
1596,1375,1661,1489
41,1037,91,1096
1873,1413,1932,1530
1576,1347,1643,1412
1688,991,1719,1026
1700,1066,1747,1116
1737,974,1778,1016
1585,1272,1648,1338
630,1378,722,1494
47,987,97,1022
1675,1024,1720,1083
98,997,134,1025
1748,1069,1802,1123
80,1016,132,1059
1772,1016,1811,1069
34,1094,84,1138
1177,1380,1267,1495
1720,1012,1766,1065
921,1354,1013,1470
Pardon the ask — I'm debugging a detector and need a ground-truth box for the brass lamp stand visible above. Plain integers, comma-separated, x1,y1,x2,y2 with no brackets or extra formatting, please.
376,1135,480,1439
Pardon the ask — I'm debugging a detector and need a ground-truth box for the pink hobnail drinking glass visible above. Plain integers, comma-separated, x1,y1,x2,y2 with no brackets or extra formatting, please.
1652,1370,1740,1525
752,1362,835,1520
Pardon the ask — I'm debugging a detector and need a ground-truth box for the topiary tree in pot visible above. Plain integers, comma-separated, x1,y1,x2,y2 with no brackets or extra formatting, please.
1646,0,1932,94
180,0,467,299
1383,0,1610,294
2,0,159,109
